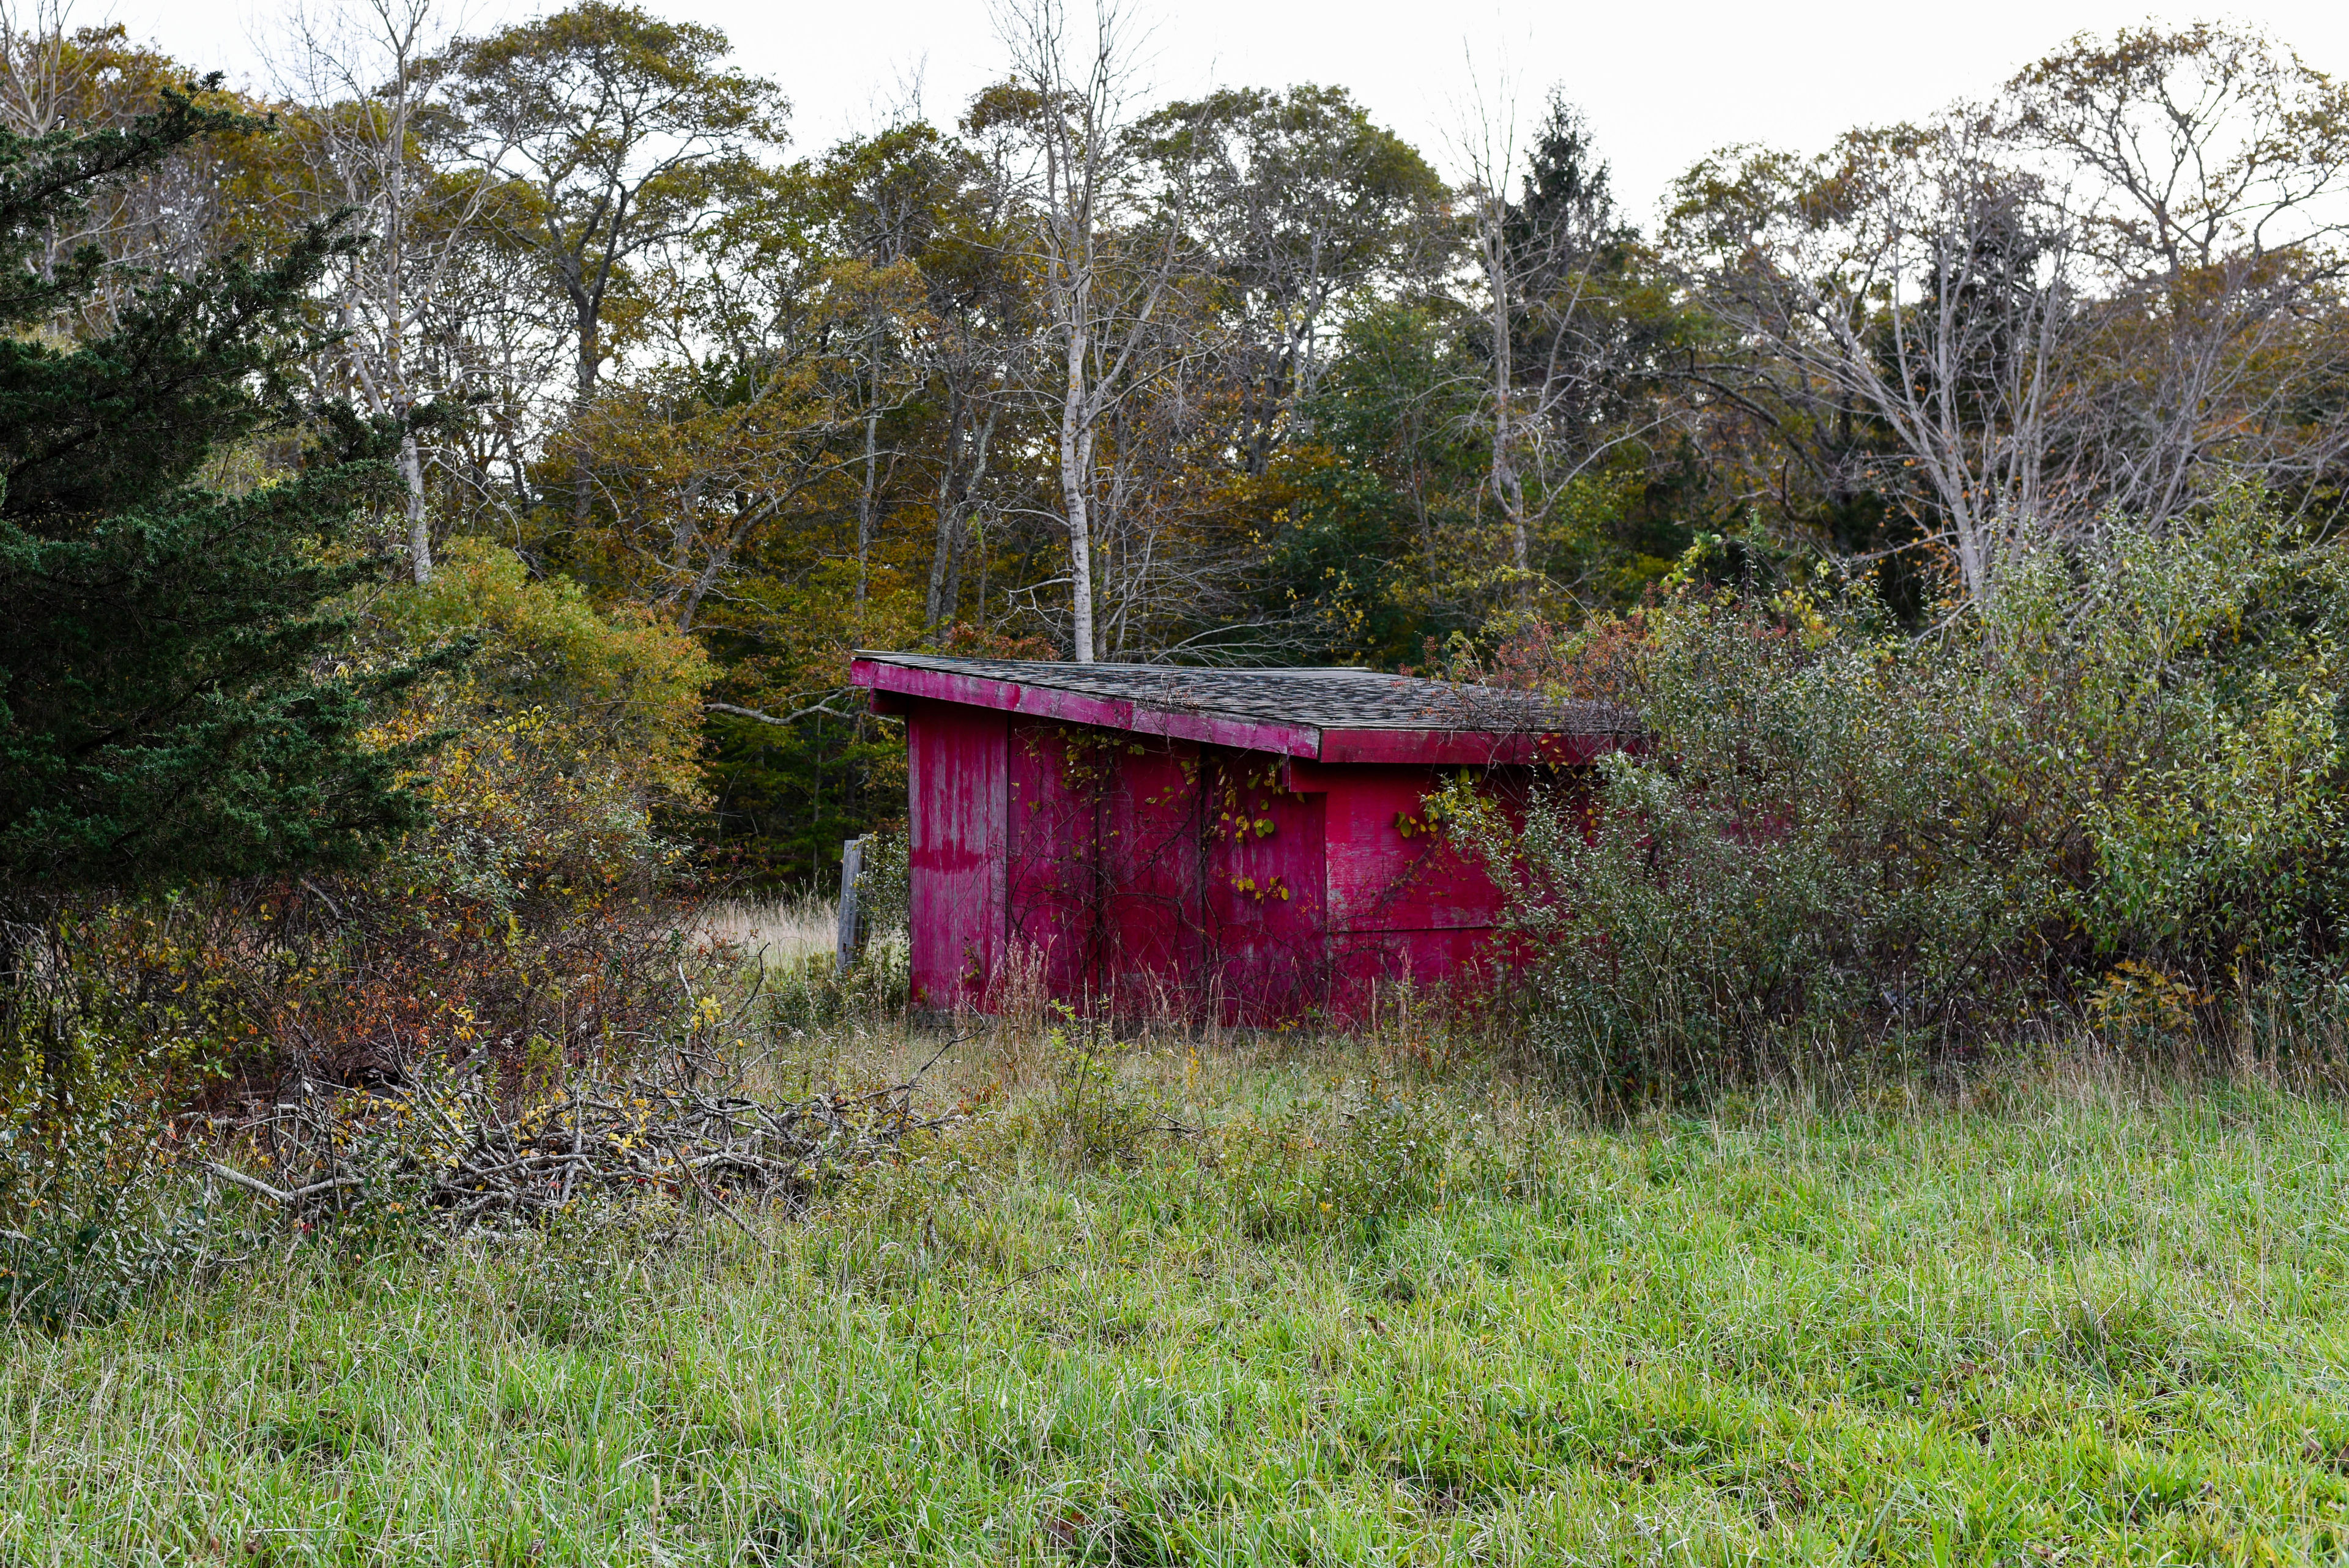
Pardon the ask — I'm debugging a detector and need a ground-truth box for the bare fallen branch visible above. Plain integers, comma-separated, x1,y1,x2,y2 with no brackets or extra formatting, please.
202,1163,364,1205
207,1035,973,1235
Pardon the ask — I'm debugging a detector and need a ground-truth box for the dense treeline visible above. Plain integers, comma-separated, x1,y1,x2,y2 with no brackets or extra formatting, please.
13,4,2337,880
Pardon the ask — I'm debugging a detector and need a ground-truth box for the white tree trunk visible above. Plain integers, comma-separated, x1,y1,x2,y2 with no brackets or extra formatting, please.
1059,318,1095,663
399,428,431,584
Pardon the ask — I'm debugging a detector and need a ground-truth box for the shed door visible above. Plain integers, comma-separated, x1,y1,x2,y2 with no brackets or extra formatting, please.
1005,719,1203,1011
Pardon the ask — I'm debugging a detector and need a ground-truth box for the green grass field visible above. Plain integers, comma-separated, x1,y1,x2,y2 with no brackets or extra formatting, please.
9,1033,2349,1565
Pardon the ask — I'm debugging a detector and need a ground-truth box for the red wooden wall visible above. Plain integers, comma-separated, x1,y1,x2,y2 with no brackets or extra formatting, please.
906,702,1006,1011
1308,762,1519,1005
1200,751,1328,1021
904,699,1540,1020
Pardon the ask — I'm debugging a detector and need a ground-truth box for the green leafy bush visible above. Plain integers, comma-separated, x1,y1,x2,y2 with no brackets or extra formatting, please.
1984,494,2349,965
357,534,716,904
760,940,911,1035
1454,487,2349,1100
855,831,911,950
0,1169,218,1332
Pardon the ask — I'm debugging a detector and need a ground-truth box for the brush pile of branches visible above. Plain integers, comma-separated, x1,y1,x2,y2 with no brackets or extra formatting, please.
199,1044,962,1234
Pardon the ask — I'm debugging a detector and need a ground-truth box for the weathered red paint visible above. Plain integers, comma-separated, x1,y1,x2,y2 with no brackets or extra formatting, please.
907,702,1007,1011
1004,720,1200,1008
1200,751,1329,1022
857,656,1624,1021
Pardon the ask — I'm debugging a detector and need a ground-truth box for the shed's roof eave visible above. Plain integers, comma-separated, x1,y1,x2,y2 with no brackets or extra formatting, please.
850,652,1636,763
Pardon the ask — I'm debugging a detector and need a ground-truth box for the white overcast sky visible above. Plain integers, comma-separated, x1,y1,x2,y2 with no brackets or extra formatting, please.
91,0,2349,225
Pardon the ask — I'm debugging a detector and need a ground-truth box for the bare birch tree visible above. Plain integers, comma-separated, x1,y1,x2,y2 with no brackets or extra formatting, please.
0,0,67,135
1669,114,2079,608
1456,81,1674,614
1671,25,2349,610
984,0,1195,662
1452,74,1532,596
2007,24,2349,529
270,0,499,582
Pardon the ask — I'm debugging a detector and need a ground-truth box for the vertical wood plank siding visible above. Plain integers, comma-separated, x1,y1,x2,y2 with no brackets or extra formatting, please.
874,655,1630,1021
907,701,1007,1012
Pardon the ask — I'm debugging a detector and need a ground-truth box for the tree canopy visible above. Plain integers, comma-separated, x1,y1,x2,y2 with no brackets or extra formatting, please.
0,85,421,896
9,7,2343,880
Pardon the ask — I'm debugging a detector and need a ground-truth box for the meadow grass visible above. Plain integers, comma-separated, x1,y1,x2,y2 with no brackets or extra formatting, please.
7,1033,2349,1566
692,894,841,968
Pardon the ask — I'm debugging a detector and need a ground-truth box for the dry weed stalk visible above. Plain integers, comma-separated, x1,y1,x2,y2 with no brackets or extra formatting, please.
988,939,1050,1082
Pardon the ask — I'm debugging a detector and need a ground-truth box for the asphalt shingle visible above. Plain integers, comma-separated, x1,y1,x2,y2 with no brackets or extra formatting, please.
852,652,1631,736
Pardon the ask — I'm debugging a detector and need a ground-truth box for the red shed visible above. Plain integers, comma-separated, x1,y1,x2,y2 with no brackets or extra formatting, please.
850,653,1629,1021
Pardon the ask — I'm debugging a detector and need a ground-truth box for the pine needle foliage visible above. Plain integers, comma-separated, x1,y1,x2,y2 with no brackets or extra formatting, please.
0,84,425,899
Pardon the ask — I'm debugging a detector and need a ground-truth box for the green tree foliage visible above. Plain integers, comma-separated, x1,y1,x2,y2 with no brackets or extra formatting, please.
426,1,787,404
1133,84,1446,474
1256,301,1485,664
0,88,420,898
362,535,715,901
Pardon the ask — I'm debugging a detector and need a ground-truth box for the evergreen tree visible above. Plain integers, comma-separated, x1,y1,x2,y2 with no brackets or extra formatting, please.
0,85,423,897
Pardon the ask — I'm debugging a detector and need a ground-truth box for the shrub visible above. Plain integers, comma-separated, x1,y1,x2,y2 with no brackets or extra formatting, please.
854,830,911,951
1452,486,2349,1100
1458,592,2050,1098
757,832,913,1035
1,538,726,1291
1981,492,2349,970
1034,1015,1166,1169
0,1171,218,1331
357,535,715,902
205,537,729,1090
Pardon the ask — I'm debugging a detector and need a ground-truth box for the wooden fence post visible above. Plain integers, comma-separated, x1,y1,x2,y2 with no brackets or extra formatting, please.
836,835,869,975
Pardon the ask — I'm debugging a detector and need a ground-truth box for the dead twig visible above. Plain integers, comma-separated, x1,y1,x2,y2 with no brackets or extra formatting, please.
202,1163,364,1205
204,1035,976,1235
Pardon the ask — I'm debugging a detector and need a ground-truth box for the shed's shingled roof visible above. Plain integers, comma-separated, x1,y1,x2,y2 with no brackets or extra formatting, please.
852,652,1631,737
